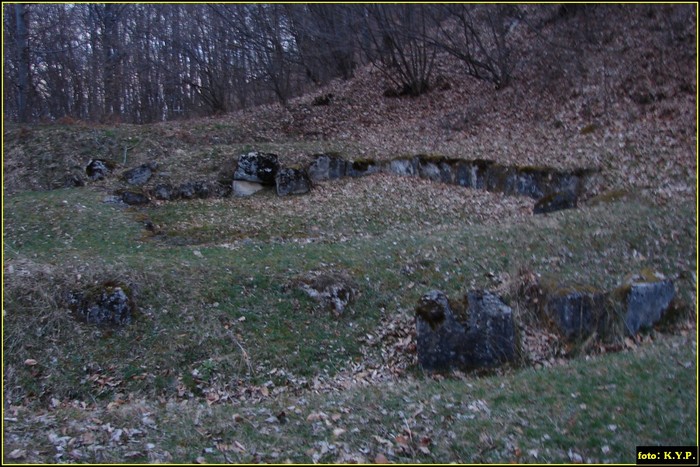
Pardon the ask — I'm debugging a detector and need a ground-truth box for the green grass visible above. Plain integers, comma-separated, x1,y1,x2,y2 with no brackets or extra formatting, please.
3,170,696,463
3,333,694,463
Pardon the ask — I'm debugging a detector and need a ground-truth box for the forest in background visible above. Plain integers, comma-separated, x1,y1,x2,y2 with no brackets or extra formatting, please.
6,4,692,124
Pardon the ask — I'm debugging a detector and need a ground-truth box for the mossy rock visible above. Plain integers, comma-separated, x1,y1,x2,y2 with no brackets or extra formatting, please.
67,280,136,326
610,271,675,335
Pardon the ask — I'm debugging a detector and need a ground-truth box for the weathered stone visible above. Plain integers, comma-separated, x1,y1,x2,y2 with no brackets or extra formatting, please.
153,183,176,201
234,151,279,185
453,160,475,188
307,154,347,182
549,172,582,197
121,191,150,205
512,168,549,198
485,164,516,194
533,191,578,214
417,157,455,184
468,159,495,190
123,163,156,186
68,282,134,326
232,180,266,197
346,159,381,177
417,158,442,182
276,167,311,196
178,182,196,199
85,159,114,181
416,290,516,372
617,273,675,335
544,288,607,341
193,181,210,199
293,271,358,314
385,158,419,177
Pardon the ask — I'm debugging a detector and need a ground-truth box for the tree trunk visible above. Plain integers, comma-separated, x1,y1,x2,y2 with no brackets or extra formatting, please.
14,4,30,122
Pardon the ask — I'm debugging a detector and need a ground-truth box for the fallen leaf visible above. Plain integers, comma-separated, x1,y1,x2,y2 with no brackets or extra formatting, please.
24,359,37,366
374,453,390,464
8,449,26,459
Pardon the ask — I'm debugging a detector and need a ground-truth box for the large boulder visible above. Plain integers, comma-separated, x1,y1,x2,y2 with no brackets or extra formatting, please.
234,151,279,185
123,162,156,186
416,290,516,372
276,167,311,196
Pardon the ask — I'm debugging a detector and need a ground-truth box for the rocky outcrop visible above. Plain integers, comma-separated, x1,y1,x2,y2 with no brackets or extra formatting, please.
276,167,311,196
415,269,676,372
415,290,516,372
306,154,595,213
537,270,675,341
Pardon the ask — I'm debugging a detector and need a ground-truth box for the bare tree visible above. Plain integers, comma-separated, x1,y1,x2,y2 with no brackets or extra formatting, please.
285,4,358,85
12,4,31,122
431,4,522,89
361,4,437,96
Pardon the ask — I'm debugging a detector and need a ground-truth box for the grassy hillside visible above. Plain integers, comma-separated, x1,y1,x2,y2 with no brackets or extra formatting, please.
3,5,697,464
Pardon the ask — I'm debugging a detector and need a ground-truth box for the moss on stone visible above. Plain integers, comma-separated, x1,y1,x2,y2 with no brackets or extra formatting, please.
449,295,469,324
517,165,552,175
351,158,376,171
415,299,446,330
540,278,602,298
416,154,448,164
472,159,495,170
587,189,632,206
